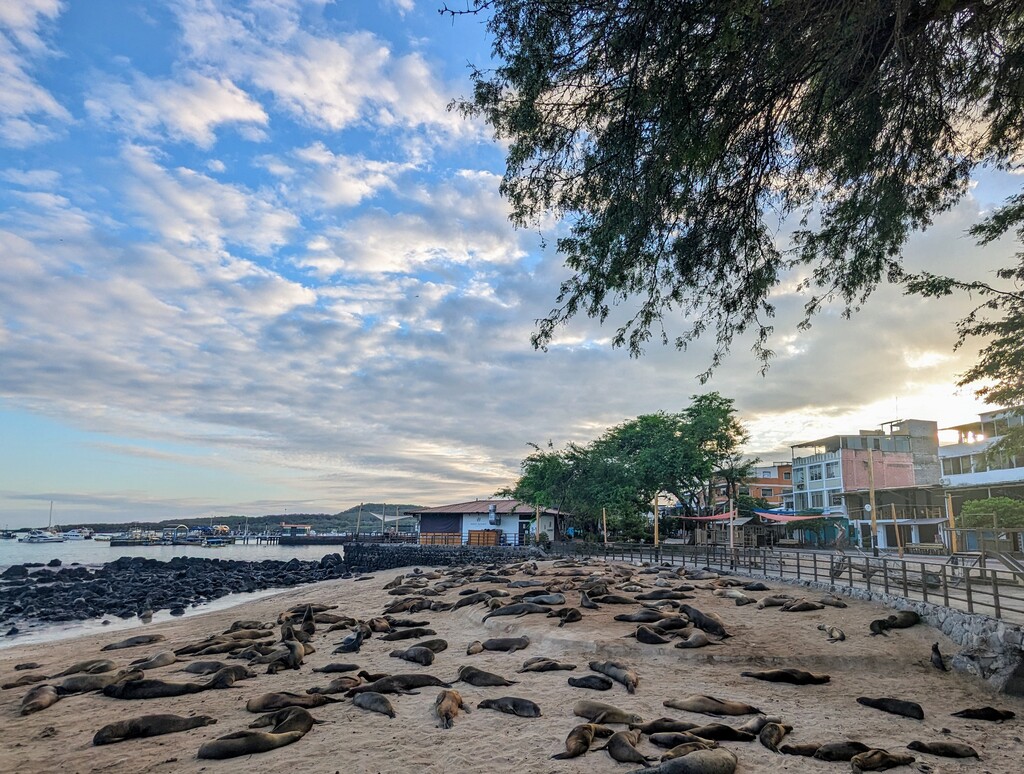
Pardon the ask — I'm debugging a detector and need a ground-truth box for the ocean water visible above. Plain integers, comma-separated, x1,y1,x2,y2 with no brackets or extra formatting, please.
0,538,347,650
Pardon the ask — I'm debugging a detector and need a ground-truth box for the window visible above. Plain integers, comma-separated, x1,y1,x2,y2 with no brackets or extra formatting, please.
894,437,911,452
795,493,808,510
794,468,806,483
825,461,839,479
760,488,773,498
783,471,792,480
829,490,842,507
810,492,824,508
809,465,823,481
942,457,963,476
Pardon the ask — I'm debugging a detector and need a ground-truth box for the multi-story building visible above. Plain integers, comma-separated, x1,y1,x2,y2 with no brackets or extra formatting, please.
740,463,793,508
940,408,1024,507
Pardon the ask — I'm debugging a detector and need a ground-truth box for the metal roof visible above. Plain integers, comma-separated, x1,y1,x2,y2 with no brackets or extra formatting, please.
406,499,562,517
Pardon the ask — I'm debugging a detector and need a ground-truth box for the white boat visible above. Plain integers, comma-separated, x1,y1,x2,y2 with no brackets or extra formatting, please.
18,529,65,543
63,528,93,540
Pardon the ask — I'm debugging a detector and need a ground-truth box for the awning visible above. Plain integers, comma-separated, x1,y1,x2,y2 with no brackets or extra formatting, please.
680,511,735,522
754,510,845,522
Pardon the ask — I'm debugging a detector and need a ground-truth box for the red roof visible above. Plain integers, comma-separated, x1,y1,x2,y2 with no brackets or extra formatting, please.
407,499,562,517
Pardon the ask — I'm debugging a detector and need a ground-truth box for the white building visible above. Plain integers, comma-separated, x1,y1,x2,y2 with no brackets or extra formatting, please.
940,408,1024,494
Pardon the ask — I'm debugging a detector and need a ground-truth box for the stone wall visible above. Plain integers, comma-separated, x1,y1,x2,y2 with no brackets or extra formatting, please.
343,543,545,573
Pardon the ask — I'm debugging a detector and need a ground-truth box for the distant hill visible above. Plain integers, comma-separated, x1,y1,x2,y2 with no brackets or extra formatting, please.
54,503,425,534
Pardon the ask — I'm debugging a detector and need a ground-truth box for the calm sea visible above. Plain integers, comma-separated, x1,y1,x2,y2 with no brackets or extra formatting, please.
0,538,347,650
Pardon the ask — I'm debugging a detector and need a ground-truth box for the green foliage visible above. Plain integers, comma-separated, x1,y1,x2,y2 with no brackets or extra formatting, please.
454,1,1024,383
736,493,771,518
959,497,1024,529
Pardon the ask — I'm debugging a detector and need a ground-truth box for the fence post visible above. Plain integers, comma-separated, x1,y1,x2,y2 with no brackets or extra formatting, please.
920,561,929,604
865,560,871,592
992,571,1001,619
882,560,889,594
901,562,908,597
965,568,974,614
813,554,819,583
848,559,854,588
941,563,949,607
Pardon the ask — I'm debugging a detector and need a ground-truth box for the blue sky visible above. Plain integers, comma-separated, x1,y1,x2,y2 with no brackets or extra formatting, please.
0,1,1015,527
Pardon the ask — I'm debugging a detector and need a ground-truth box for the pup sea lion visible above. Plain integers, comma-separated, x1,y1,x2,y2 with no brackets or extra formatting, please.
20,684,60,715
631,747,737,773
817,624,846,643
856,696,924,720
589,660,639,693
812,741,871,761
93,713,217,745
951,706,1015,721
686,724,756,741
550,607,583,626
434,689,470,729
456,665,517,686
758,722,792,752
663,695,762,716
850,749,915,771
477,696,541,717
552,723,613,759
930,643,948,671
568,674,614,691
312,662,360,674
101,634,166,651
740,668,830,685
869,618,891,636
906,740,979,758
631,718,700,734
378,627,436,641
674,630,716,649
353,691,396,718
197,730,306,759
574,699,642,725
305,676,361,695
735,715,781,734
389,646,434,666
596,729,657,765
245,692,340,712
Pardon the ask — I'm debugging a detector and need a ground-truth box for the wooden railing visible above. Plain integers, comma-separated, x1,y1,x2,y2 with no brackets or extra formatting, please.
558,542,1024,624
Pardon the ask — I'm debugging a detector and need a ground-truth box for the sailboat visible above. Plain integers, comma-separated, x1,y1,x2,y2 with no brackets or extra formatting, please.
18,502,65,543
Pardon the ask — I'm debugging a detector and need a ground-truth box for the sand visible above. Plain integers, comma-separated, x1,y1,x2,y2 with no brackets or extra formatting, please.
1,559,1022,774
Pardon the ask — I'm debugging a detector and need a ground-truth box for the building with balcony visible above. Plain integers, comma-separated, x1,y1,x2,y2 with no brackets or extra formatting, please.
740,463,793,508
940,407,1024,510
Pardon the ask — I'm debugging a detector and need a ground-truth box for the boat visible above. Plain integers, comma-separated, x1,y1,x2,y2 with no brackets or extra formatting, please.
92,533,113,542
109,528,170,547
63,528,94,540
19,529,66,543
0,529,16,539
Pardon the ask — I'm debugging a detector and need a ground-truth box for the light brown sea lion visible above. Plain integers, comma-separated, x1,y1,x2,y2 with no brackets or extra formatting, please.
596,729,658,765
674,631,717,649
735,715,781,734
589,660,639,693
663,695,762,716
756,596,792,609
389,646,435,666
650,732,719,748
2,673,48,689
906,740,979,758
245,692,340,712
248,707,322,734
780,599,825,612
517,658,577,673
466,640,484,655
758,722,792,752
93,713,217,745
740,668,830,685
101,634,166,651
574,699,643,725
58,668,143,695
850,749,915,771
130,651,177,670
817,624,846,643
434,689,471,729
477,696,541,717
659,741,719,760
634,747,738,773
197,729,307,759
551,723,614,759
14,662,44,671
20,684,60,715
352,691,396,718
53,658,117,677
305,676,362,695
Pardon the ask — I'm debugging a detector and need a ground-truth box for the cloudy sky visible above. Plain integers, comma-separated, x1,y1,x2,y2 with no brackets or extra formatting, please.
0,1,1015,527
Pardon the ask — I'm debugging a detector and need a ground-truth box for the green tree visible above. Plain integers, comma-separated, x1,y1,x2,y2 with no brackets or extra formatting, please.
453,1,1024,392
959,497,1024,529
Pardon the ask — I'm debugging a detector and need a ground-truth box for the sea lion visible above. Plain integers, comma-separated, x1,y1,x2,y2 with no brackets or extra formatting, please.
950,706,1015,721
455,665,517,686
849,749,915,771
930,643,948,671
357,669,390,683
102,670,228,699
378,627,436,641
659,741,719,760
869,618,891,636
53,659,117,677
58,668,142,695
305,676,362,694
631,747,738,773
182,661,229,675
265,640,305,673
14,662,44,671
758,722,792,752
593,594,636,604
312,662,360,674
663,695,762,716
574,699,643,725
630,718,700,734
482,602,550,620
477,696,541,717
197,730,306,759
93,713,217,745
735,715,781,734
906,740,979,758
615,609,672,624
130,651,177,670
589,660,639,693
551,723,614,759
352,691,396,718
674,631,716,649
817,624,846,643
434,689,470,729
756,596,791,609
20,684,60,715
780,599,825,612
549,607,583,626
517,593,565,605
685,724,756,741
346,673,451,696
813,741,872,761
245,692,340,712
650,732,718,748
596,730,658,765
634,625,673,645
2,673,48,689
101,634,166,651
678,605,730,638
389,646,435,666
480,636,530,653
568,675,614,691
886,611,921,629
334,628,365,653
780,743,823,756
740,668,830,685
580,590,600,609
248,707,321,734
819,594,848,608
856,696,924,720
517,658,577,672
413,638,448,653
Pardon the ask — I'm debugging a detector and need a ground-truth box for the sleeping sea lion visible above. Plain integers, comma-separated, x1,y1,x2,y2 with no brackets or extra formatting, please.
573,699,642,725
434,689,470,729
740,668,830,685
101,635,166,651
455,665,517,686
856,696,924,720
568,675,614,691
20,684,60,715
517,658,576,673
950,706,1015,721
663,695,762,716
906,740,979,758
849,749,915,771
630,718,700,734
633,747,738,773
551,723,614,759
812,741,871,761
352,691,396,718
477,696,541,717
596,730,657,765
197,730,306,759
245,692,340,712
93,714,217,745
589,660,639,693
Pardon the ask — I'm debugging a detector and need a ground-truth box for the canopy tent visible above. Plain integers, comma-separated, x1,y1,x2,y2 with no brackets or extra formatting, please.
753,510,847,523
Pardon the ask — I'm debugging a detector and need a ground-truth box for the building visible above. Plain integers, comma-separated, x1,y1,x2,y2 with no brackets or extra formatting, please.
742,463,793,508
940,408,1024,507
791,420,944,549
408,499,562,546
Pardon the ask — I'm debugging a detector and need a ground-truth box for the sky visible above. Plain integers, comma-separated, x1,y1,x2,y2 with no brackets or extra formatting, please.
0,1,1016,528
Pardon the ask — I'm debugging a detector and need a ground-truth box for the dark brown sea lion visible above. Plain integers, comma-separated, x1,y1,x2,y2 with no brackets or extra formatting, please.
182,660,230,675
197,730,306,759
20,684,60,715
434,689,470,729
886,611,921,629
353,691,396,718
758,722,792,752
305,676,361,695
378,627,436,641
906,740,979,758
245,692,340,712
569,674,614,690
573,699,643,725
2,673,48,689
580,590,600,609
596,729,657,765
93,713,217,745
551,723,613,759
14,662,44,671
856,696,924,720
482,602,550,620
650,732,718,748
850,749,916,771
780,743,822,756
630,718,700,734
685,723,756,741
812,741,871,761
389,646,435,666
100,634,166,651
248,707,321,734
678,605,730,638
58,668,142,695
635,625,672,644
517,657,576,673
311,662,360,674
413,638,448,653
636,748,738,773
740,668,830,685
951,706,1015,721
455,665,517,686
593,594,636,604
477,696,541,717
480,636,530,653
589,660,639,693
346,673,451,696
615,609,671,624
53,659,117,677
663,695,762,716
549,607,583,626
929,643,948,671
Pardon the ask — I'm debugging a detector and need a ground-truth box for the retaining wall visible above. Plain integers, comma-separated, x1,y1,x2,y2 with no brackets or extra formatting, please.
342,543,545,572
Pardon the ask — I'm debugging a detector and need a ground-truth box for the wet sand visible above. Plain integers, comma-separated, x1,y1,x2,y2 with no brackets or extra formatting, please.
1,560,1022,773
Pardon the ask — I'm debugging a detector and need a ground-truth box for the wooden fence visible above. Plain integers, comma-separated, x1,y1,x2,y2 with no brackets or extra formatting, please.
560,542,1024,625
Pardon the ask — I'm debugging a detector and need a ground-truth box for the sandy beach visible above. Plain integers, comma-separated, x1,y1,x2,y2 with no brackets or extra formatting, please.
2,558,1022,774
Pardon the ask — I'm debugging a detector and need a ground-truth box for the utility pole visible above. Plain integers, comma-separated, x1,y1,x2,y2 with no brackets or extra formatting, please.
945,493,958,553
868,447,879,556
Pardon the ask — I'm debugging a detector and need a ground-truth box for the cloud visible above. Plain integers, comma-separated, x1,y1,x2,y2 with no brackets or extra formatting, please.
86,72,268,147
